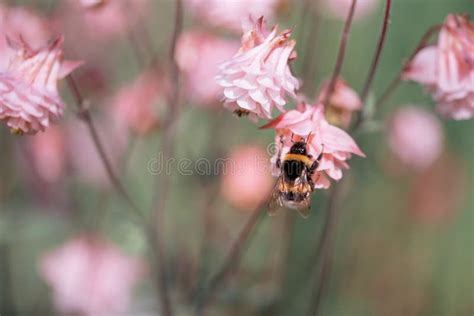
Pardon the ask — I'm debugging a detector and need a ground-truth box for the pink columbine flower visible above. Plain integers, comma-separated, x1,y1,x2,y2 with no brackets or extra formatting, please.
388,106,443,172
0,37,81,134
317,77,362,128
216,17,300,121
323,0,380,21
176,31,239,106
403,14,474,120
185,0,278,31
39,235,145,316
221,145,274,211
262,103,365,188
110,70,164,136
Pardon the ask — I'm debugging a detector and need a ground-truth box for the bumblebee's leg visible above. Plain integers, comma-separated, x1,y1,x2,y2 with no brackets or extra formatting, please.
308,172,322,191
309,147,324,175
275,136,284,169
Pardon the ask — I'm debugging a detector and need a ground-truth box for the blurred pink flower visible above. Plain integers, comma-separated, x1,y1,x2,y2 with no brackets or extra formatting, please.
408,154,467,224
317,77,362,128
176,31,239,106
403,14,474,120
58,0,148,43
78,0,106,8
216,17,299,121
27,126,66,184
185,0,278,31
0,37,81,134
388,106,443,172
221,145,274,211
323,0,379,21
262,103,365,188
110,70,163,136
39,235,145,316
0,5,52,70
67,119,128,187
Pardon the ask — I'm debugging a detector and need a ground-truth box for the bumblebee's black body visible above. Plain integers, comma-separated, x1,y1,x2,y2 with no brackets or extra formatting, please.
282,142,308,182
270,140,324,218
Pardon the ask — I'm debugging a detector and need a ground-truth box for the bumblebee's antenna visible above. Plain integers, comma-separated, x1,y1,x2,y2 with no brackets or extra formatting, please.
291,133,295,142
306,132,313,143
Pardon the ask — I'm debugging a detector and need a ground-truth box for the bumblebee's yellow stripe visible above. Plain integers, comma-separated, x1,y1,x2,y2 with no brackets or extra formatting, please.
284,154,313,167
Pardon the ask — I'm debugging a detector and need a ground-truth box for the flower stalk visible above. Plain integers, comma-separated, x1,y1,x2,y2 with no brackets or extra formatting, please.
66,75,144,223
352,0,392,130
372,24,442,114
307,1,394,314
148,1,184,315
194,206,266,315
323,0,358,107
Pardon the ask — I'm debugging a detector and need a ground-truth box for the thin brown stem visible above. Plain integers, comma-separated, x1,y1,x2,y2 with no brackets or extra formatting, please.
373,74,401,112
195,206,266,316
355,23,442,130
194,185,219,289
351,0,392,130
323,0,358,107
306,183,344,316
360,0,393,103
66,76,144,223
301,4,322,94
0,243,16,316
374,24,442,110
147,1,183,315
309,247,334,316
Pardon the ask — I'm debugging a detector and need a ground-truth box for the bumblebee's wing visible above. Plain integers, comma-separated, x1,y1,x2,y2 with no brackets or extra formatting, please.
293,170,312,219
295,197,311,218
268,177,284,216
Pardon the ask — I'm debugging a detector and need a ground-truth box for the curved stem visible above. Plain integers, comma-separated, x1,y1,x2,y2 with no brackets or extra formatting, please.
373,24,442,112
306,184,344,316
148,1,183,315
194,207,265,316
66,76,144,223
360,0,393,103
323,0,358,106
352,0,392,130
307,2,396,312
354,23,442,132
302,10,322,95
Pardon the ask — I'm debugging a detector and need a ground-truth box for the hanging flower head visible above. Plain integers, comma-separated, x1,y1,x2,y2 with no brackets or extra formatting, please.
216,16,299,121
403,14,474,120
0,37,81,134
316,77,362,128
109,70,164,136
220,145,274,211
388,106,444,172
39,235,146,316
176,31,239,106
262,102,365,188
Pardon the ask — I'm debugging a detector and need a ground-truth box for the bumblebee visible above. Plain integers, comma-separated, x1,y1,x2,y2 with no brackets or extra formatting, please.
269,137,323,218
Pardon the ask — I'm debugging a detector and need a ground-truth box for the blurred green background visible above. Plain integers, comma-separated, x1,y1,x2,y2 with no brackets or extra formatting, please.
0,0,473,315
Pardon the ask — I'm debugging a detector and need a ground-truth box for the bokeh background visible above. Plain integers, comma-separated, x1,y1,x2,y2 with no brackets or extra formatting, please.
0,0,473,315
